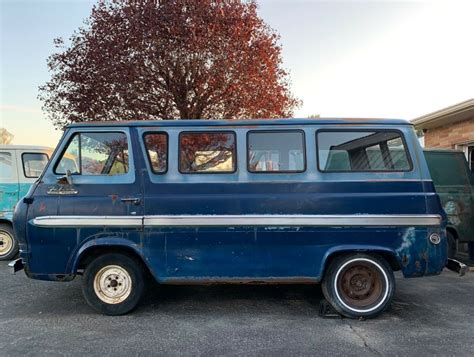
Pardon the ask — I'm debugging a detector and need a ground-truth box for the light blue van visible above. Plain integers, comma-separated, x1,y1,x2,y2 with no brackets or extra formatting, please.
0,145,52,260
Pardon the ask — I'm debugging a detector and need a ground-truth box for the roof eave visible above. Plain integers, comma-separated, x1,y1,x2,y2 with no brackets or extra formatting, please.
412,98,474,130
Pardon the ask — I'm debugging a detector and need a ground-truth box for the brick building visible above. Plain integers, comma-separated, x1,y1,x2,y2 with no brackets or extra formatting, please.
412,98,474,173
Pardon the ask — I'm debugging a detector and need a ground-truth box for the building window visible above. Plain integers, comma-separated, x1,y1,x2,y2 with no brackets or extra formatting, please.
179,132,236,173
247,131,305,173
22,153,49,178
317,130,411,172
144,133,168,174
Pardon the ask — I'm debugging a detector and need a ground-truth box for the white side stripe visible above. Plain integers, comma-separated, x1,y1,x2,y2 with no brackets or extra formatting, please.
143,215,441,227
32,216,142,227
32,214,442,227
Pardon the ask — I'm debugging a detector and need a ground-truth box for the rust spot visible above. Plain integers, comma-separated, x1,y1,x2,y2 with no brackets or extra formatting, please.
110,194,118,203
39,202,46,212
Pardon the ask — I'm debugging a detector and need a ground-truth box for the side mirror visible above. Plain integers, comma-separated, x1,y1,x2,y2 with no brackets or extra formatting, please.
66,170,73,185
57,170,74,185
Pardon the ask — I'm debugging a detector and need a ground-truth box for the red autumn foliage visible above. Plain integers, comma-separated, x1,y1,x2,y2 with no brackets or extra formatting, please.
39,0,301,129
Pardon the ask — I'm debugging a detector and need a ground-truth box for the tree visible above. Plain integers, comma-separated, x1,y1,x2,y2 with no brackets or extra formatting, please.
0,128,14,144
39,0,300,129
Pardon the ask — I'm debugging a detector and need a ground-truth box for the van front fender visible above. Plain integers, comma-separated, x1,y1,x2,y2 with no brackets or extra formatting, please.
68,237,150,276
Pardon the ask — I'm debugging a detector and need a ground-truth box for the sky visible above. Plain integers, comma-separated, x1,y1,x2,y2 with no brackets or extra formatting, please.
1,0,473,147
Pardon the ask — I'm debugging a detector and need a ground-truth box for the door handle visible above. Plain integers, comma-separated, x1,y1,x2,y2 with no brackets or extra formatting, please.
120,197,141,205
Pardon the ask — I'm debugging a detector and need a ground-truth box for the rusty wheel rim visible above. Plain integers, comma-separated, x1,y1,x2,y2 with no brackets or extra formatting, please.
335,259,387,312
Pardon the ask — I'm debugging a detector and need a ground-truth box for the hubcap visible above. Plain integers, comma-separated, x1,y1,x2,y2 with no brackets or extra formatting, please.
93,265,132,304
0,230,14,257
337,260,385,310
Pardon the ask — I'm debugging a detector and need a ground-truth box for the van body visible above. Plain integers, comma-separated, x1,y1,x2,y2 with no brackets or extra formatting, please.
0,145,52,260
424,149,474,257
12,119,449,317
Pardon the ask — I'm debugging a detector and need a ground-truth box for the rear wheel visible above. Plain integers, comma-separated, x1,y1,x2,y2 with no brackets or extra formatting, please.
0,224,18,261
82,253,146,315
322,254,395,319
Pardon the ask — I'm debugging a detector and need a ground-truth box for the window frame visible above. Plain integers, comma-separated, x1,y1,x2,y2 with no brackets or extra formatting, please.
246,129,307,174
53,131,130,176
316,129,413,173
143,131,169,175
21,152,49,178
178,130,238,174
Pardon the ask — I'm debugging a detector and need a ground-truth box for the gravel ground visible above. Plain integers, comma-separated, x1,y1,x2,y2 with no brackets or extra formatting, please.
1,261,473,356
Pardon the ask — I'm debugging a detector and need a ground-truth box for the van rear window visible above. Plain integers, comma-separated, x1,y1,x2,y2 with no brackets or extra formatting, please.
317,130,411,172
179,132,236,173
144,133,168,173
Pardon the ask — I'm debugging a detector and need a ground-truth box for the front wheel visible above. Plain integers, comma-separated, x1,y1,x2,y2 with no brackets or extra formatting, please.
0,224,19,261
82,253,146,315
322,254,395,319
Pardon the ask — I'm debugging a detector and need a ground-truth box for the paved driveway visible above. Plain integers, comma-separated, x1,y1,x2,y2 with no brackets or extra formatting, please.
0,261,473,356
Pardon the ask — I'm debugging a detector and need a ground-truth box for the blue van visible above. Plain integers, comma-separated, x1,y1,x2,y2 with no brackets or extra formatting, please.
11,119,452,317
0,145,52,260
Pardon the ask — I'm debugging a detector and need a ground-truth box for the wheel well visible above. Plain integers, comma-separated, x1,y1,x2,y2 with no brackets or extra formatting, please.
323,250,400,277
76,246,151,276
0,219,13,227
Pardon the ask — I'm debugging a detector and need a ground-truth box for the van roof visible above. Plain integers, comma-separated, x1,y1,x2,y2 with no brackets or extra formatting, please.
67,118,412,128
0,145,54,151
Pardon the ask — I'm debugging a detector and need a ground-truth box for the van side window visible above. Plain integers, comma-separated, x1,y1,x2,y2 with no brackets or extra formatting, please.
248,131,305,173
179,132,236,173
317,131,411,172
144,133,168,173
55,132,129,175
0,152,13,179
22,153,49,178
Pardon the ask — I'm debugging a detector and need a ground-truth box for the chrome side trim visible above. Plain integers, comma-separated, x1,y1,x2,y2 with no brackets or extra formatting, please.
143,214,441,227
31,214,442,228
32,216,143,227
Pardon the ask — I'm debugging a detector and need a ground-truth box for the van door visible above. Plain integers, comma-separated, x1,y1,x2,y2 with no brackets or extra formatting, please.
25,129,143,275
140,129,255,280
